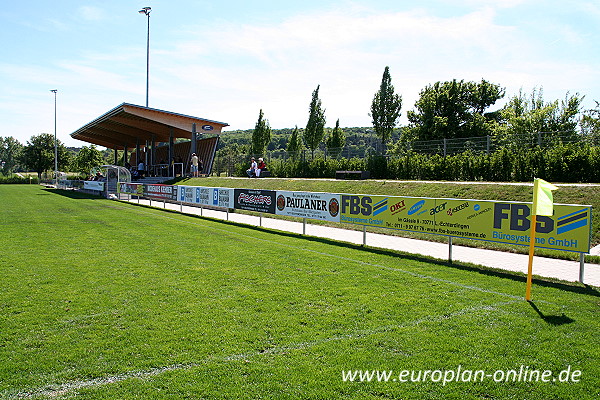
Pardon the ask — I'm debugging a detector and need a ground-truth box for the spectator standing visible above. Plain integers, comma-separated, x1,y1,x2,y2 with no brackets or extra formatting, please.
137,161,145,178
191,153,199,177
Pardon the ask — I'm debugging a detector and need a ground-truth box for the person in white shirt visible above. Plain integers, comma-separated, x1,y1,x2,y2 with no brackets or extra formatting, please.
191,153,199,177
246,157,257,177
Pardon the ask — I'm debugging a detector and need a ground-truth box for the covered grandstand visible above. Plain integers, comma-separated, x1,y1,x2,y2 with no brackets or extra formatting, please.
70,103,228,179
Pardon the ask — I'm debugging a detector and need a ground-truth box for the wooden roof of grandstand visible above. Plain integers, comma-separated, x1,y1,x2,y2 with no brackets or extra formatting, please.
70,103,229,149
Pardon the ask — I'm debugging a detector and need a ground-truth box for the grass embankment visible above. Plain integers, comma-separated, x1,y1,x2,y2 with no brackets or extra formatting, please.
173,177,600,263
0,184,598,399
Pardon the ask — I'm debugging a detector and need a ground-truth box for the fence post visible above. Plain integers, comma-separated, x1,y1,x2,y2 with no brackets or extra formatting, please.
443,138,447,157
486,136,490,154
363,225,367,246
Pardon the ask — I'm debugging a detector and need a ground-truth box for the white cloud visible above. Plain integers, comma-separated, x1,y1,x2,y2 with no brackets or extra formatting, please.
152,6,526,130
78,6,106,22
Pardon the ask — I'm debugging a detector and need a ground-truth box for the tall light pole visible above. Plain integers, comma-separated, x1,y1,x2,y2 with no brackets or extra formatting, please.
50,89,58,186
139,6,151,108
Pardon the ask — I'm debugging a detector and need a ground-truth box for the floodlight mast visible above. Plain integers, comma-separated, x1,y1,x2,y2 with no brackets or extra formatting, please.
139,7,151,108
50,89,58,186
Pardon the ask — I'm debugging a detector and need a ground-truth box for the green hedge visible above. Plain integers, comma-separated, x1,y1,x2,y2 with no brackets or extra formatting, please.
254,144,600,183
0,176,39,184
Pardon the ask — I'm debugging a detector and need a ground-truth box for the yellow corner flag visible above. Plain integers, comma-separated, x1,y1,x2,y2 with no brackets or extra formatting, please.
526,178,558,301
533,178,559,216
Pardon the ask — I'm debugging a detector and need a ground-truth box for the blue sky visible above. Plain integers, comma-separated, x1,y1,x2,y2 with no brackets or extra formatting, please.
1,0,599,147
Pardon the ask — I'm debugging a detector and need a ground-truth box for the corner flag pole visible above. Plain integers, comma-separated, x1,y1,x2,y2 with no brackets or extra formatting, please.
526,178,558,301
525,213,537,301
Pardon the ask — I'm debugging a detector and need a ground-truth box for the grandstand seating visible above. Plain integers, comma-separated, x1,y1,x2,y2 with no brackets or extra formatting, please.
128,137,219,177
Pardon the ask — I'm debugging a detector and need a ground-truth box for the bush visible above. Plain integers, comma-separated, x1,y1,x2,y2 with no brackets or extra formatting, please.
0,176,39,184
248,144,600,183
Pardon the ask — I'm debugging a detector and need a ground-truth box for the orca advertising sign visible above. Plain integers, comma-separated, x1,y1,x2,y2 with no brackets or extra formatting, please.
275,190,340,222
234,189,276,214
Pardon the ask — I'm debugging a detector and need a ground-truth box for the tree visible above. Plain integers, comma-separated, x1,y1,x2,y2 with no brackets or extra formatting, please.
72,145,105,175
406,79,505,141
495,88,583,146
0,136,23,176
21,133,70,179
250,109,272,157
286,126,302,158
326,119,345,158
304,85,326,158
370,66,402,152
581,100,600,142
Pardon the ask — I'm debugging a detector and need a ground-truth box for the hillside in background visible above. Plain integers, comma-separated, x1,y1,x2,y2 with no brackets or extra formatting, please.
218,127,402,154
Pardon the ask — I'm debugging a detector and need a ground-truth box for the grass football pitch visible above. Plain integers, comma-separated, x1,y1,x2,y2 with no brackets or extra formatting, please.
0,185,598,399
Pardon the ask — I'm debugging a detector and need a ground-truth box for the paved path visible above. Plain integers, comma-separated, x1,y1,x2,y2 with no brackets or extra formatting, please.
125,197,600,288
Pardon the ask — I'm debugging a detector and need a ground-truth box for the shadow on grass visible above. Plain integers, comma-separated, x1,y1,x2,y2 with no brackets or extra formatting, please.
43,187,105,200
528,301,575,325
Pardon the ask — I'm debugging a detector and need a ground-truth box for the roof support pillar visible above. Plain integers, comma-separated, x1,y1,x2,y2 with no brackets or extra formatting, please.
136,138,141,167
151,135,156,169
168,127,174,174
191,123,197,155
123,144,128,167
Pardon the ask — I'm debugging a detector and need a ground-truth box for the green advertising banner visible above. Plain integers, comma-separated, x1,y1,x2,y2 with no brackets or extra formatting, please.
339,194,592,253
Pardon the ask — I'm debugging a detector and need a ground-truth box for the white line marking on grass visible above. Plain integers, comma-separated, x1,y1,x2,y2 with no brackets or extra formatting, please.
14,299,519,399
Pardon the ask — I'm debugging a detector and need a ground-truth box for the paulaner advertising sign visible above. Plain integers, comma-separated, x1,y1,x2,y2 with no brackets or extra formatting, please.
339,194,591,253
275,190,340,222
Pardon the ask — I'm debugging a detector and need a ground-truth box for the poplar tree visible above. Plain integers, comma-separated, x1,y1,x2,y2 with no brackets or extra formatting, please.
286,126,302,158
370,66,402,152
304,85,326,158
251,109,271,156
326,119,345,158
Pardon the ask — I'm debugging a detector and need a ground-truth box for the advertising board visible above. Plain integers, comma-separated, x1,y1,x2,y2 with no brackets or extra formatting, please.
234,188,276,213
116,181,592,254
176,186,233,208
275,190,340,222
143,184,177,200
339,194,591,253
84,181,105,191
119,182,143,195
